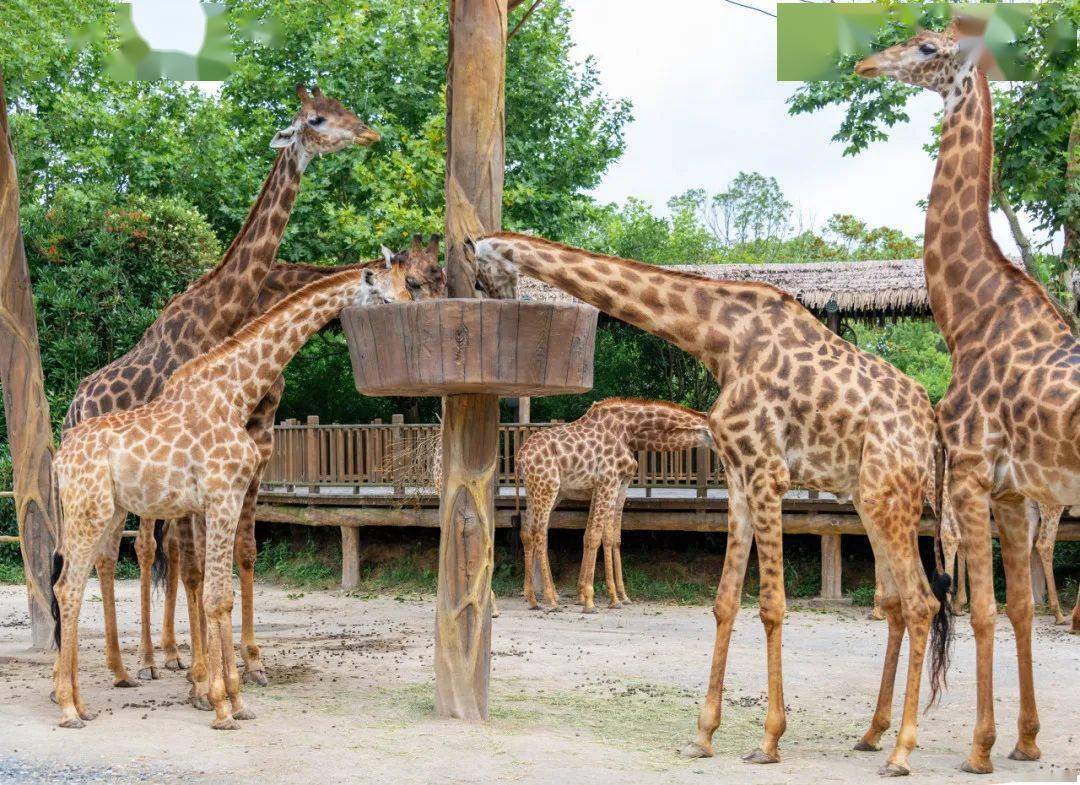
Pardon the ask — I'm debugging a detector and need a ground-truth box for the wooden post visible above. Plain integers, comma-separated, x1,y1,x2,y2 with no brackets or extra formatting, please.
305,414,320,494
518,397,530,423
0,74,58,648
820,533,843,600
435,0,506,721
341,525,360,591
391,413,405,497
696,446,709,499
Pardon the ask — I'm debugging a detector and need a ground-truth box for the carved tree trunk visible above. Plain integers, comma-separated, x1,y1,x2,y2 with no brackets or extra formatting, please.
0,74,58,649
436,0,507,720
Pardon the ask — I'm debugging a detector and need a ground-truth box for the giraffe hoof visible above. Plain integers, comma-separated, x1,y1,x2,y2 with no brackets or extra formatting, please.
49,690,57,704
190,694,213,712
242,669,269,687
78,707,98,722
211,717,241,731
620,598,632,606
59,717,85,729
679,741,713,759
491,607,500,619
742,748,780,765
233,707,256,721
854,740,882,752
543,603,562,613
878,763,910,777
1007,745,1040,762
164,657,186,671
113,677,139,688
959,759,993,774
137,667,160,681
608,601,622,610
1070,626,1080,636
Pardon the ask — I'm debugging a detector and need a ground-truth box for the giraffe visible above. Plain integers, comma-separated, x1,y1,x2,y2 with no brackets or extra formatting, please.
470,233,951,775
150,235,446,702
516,398,714,612
50,265,404,729
857,18,1080,772
61,84,381,690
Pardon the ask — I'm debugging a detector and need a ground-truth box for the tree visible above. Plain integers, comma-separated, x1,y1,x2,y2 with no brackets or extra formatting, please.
788,3,1080,302
707,171,793,247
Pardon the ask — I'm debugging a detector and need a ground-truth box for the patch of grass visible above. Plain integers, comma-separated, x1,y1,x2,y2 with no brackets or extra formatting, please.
254,538,338,588
0,548,25,584
849,583,876,607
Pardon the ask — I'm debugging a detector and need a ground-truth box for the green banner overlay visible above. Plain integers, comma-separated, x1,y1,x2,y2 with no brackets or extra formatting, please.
70,3,281,81
777,2,1076,81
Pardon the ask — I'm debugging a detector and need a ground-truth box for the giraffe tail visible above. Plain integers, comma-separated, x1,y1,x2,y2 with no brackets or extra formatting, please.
49,468,65,650
926,421,954,710
151,520,169,593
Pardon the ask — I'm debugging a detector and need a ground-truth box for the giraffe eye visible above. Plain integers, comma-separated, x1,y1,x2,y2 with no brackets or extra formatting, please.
919,43,938,56
308,115,326,126
406,277,420,289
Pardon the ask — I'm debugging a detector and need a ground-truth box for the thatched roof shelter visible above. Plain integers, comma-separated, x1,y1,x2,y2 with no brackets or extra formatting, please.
518,258,932,320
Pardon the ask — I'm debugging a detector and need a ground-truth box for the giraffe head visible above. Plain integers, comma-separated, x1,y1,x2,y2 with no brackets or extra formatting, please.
270,84,380,156
465,235,520,299
380,234,447,301
854,17,987,97
353,264,404,306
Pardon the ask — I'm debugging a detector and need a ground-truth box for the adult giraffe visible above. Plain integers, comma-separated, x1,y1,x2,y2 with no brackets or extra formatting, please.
471,233,951,776
62,84,380,689
52,265,403,729
857,19,1080,773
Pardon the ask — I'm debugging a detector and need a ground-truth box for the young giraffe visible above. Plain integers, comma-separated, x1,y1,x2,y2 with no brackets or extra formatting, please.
517,398,714,612
62,85,380,689
151,236,446,705
470,233,951,776
858,20,1080,772
51,265,404,729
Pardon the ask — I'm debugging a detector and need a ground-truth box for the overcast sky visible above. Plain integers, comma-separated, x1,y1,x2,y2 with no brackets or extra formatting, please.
128,0,1043,256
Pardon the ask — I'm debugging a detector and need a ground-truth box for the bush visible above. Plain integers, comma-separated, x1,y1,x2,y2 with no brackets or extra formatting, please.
18,186,221,430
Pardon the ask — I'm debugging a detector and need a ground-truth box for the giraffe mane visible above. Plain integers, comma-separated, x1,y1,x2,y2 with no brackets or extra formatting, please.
485,231,798,305
590,397,708,420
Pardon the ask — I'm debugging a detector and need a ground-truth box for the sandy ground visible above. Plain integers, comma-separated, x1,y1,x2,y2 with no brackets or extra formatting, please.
0,580,1077,785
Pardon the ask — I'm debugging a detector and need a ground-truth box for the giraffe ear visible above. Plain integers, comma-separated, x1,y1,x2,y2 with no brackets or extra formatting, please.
363,268,377,286
380,245,394,268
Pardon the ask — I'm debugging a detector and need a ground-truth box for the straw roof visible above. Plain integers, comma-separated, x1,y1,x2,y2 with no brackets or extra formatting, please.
517,258,931,320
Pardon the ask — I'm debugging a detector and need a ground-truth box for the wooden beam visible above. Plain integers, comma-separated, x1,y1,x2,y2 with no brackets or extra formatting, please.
0,73,59,649
438,0,507,722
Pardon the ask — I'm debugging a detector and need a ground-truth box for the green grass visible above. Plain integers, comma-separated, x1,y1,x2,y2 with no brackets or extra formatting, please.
254,538,338,588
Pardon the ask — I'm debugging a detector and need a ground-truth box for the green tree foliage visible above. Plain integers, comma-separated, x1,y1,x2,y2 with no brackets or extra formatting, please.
788,2,1080,263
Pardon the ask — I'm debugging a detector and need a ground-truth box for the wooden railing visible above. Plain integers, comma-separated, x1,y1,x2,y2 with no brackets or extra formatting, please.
262,415,724,495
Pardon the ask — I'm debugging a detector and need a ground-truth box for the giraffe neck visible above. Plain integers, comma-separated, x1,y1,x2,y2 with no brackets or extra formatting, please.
251,260,372,316
476,233,823,387
169,268,367,418
924,68,1067,354
190,144,310,329
587,401,710,451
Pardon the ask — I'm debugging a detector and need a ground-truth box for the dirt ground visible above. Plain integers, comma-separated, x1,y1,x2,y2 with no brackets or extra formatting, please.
0,580,1076,785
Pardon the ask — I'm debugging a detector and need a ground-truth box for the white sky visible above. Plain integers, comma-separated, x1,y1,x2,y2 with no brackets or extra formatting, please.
127,0,1046,256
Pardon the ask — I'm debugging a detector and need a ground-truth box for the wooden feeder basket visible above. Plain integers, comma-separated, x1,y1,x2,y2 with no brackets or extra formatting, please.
341,299,598,398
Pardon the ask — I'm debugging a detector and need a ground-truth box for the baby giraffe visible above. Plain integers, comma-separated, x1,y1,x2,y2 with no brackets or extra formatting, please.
518,398,713,612
50,266,404,729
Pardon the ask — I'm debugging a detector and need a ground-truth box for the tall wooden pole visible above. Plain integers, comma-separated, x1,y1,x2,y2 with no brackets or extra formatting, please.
435,0,506,720
0,74,59,649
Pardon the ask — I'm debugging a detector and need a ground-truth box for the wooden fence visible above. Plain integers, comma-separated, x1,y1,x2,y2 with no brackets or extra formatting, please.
263,415,722,494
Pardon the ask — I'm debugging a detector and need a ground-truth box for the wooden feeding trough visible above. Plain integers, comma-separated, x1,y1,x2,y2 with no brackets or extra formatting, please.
340,296,597,721
341,299,598,398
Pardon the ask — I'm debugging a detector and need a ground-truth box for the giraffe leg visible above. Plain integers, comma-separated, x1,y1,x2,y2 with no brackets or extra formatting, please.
134,517,160,681
577,481,619,613
520,522,538,609
744,473,788,764
600,500,621,609
235,478,267,686
522,484,558,610
95,524,136,689
612,480,631,605
1034,506,1065,625
950,467,997,774
955,551,968,613
536,514,559,610
993,497,1041,763
160,522,184,669
868,569,886,621
878,504,939,776
182,515,211,711
202,507,250,730
680,478,753,759
1071,592,1080,635
855,539,903,752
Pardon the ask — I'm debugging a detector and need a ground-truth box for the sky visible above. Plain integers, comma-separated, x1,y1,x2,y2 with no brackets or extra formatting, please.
125,0,1044,257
